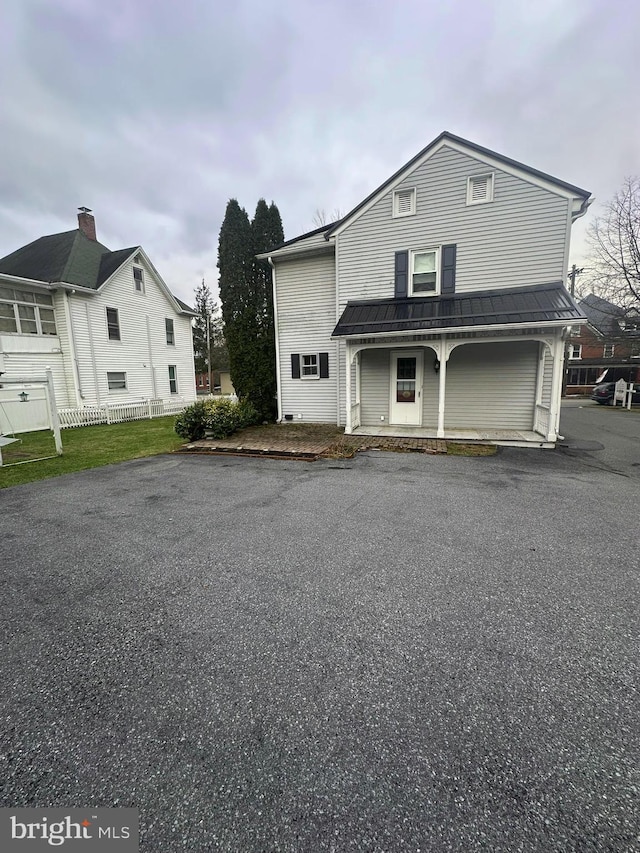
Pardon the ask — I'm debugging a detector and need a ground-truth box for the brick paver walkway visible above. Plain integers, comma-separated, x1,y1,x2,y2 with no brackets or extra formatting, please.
181,432,447,459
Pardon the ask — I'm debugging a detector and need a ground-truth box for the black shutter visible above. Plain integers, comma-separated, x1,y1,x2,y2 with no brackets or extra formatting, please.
291,354,300,379
319,352,329,378
395,251,408,298
441,244,457,294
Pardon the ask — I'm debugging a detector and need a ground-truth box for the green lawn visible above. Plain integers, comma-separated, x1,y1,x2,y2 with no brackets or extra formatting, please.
0,417,184,489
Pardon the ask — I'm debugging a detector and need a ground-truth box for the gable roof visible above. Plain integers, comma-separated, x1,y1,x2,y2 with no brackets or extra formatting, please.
0,227,194,313
326,131,591,238
578,293,625,336
332,282,585,338
256,222,339,260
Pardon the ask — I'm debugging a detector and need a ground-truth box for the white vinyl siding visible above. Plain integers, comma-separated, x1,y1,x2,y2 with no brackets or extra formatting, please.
445,341,538,430
359,349,390,425
337,145,569,306
67,255,196,405
275,254,337,422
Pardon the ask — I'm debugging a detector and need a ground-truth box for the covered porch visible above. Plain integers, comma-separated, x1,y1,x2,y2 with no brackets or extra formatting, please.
332,283,584,448
343,334,560,447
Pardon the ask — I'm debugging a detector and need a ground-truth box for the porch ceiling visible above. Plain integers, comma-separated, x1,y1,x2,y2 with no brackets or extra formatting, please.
332,282,584,338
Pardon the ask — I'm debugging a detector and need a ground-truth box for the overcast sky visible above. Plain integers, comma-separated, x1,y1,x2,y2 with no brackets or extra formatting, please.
1,0,638,306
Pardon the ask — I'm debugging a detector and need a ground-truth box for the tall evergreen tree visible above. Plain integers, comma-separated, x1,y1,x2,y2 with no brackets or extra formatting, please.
192,279,225,376
217,198,284,420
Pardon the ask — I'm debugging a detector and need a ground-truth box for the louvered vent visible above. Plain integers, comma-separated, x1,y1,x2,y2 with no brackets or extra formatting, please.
393,188,415,216
397,190,413,212
468,174,493,204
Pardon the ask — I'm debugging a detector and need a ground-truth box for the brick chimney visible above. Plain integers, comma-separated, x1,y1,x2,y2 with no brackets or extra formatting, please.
77,207,96,240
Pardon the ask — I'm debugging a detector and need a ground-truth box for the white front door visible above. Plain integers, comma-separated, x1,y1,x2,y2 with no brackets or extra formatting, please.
390,351,423,425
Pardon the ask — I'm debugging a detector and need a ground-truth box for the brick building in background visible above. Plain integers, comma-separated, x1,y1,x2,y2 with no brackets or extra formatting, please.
565,293,640,394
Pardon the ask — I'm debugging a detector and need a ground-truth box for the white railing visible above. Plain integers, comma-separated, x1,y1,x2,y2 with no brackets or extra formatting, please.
534,404,550,436
350,402,361,430
58,398,189,429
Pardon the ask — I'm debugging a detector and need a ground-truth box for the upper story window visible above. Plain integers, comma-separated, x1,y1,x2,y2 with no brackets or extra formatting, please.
410,248,439,296
603,344,615,358
466,173,494,205
392,187,416,218
568,344,582,360
106,307,121,341
165,318,175,345
0,287,57,336
133,266,145,293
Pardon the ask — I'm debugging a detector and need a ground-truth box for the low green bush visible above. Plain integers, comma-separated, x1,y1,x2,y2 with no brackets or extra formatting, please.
235,399,261,429
204,397,239,439
174,400,211,441
174,397,260,441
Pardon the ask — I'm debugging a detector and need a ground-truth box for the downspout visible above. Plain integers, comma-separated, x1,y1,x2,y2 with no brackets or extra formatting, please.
268,257,283,423
85,304,101,405
334,235,341,427
146,315,157,398
63,290,83,406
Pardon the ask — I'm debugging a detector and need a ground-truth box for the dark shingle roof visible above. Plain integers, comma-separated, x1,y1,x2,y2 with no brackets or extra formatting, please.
332,282,584,337
174,296,196,314
578,294,624,336
0,228,193,313
0,230,112,288
97,247,137,287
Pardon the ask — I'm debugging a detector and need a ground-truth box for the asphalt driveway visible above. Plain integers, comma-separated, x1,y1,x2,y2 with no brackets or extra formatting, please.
1,420,638,851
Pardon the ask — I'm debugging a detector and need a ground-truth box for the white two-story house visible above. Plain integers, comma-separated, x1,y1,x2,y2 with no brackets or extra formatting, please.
259,132,591,447
0,210,196,415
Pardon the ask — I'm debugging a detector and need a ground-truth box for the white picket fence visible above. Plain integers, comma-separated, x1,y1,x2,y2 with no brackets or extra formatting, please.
58,398,189,429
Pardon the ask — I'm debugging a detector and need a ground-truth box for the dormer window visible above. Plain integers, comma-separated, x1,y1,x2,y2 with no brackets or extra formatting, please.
133,266,144,293
392,187,416,218
467,174,494,205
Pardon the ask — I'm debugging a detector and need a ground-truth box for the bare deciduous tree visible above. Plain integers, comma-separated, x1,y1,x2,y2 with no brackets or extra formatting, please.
586,177,640,317
312,208,342,228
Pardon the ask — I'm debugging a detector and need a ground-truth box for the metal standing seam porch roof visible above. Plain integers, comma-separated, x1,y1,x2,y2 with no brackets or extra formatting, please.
332,282,585,337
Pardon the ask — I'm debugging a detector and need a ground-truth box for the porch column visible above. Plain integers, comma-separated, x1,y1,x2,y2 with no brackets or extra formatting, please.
437,337,447,439
345,341,352,434
534,342,545,407
548,334,564,441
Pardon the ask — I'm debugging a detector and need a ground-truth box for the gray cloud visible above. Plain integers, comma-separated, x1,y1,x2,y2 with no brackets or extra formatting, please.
1,0,638,304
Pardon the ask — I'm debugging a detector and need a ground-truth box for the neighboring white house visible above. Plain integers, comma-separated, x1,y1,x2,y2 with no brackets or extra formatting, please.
0,209,197,415
259,132,592,447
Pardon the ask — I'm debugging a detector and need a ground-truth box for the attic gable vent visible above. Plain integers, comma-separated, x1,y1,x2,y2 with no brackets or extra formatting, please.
393,187,416,218
467,174,494,205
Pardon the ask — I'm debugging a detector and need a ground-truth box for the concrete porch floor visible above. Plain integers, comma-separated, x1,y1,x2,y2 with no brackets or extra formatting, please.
351,425,552,447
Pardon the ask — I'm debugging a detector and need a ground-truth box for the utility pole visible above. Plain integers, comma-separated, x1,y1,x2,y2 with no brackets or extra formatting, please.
205,300,213,396
562,265,585,396
568,264,584,297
